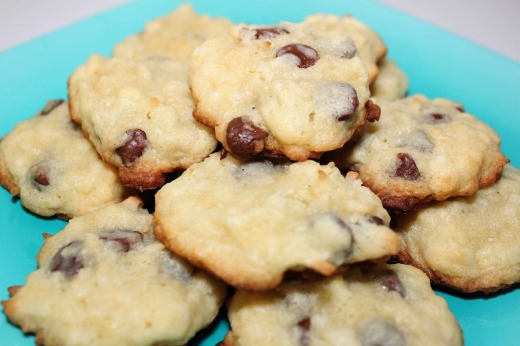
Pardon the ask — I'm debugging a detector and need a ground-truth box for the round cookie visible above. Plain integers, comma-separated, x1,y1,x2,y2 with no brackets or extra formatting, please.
0,100,130,219
304,13,387,83
112,4,233,62
223,263,463,346
154,153,400,291
325,94,509,213
2,196,227,346
68,55,218,190
370,57,409,101
392,164,520,293
189,19,374,161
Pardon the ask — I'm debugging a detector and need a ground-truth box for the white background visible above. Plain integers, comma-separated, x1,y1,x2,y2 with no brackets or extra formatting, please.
0,0,519,61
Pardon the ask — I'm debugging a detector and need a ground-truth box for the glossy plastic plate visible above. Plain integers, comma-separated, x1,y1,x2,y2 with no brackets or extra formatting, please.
1,0,519,345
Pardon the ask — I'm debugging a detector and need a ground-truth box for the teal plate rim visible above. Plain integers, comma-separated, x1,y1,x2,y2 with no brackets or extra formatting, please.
1,1,519,345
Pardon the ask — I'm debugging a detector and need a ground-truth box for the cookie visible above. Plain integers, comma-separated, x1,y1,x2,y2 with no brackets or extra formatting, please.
2,196,227,346
325,94,509,213
370,57,409,100
392,164,520,293
154,153,400,291
68,55,218,191
189,18,374,161
0,100,130,219
112,4,233,62
304,13,387,83
223,263,463,346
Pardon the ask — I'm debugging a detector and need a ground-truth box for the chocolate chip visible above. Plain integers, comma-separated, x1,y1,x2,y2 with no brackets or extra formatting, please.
40,99,64,115
29,162,50,190
368,216,385,226
34,170,50,186
365,100,381,122
310,214,354,262
381,271,406,298
297,317,311,346
226,116,268,160
424,112,452,124
341,38,357,59
361,320,406,346
276,44,319,68
315,82,359,121
98,230,143,252
159,252,194,281
455,104,465,112
253,27,289,39
220,148,228,160
116,129,148,166
49,241,85,278
393,153,420,181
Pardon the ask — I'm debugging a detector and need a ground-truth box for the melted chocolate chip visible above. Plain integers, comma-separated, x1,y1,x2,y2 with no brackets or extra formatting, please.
276,44,319,68
220,148,228,160
34,170,50,186
368,216,385,226
49,241,85,278
98,230,143,252
315,82,358,121
29,162,50,190
311,214,354,262
41,99,64,115
116,129,148,166
362,320,406,346
365,100,381,122
159,252,194,281
424,112,452,124
381,271,406,298
297,317,311,346
394,153,420,181
226,117,268,160
341,38,357,59
253,27,289,39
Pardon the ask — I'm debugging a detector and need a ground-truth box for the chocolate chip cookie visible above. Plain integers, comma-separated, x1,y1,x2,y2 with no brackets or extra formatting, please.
325,94,509,213
68,55,218,190
370,57,409,100
223,263,463,346
2,196,227,346
189,18,373,161
0,100,130,219
112,4,233,62
393,164,520,293
154,153,400,291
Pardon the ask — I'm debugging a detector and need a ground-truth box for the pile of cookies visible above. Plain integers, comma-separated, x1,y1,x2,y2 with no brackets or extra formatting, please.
1,3,518,345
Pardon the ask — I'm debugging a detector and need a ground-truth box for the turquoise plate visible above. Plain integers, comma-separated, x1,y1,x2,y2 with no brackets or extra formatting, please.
1,0,519,345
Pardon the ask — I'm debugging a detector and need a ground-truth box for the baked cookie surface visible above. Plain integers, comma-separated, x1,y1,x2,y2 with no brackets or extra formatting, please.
370,57,409,100
326,94,509,213
68,55,218,190
393,164,520,293
304,13,387,83
2,196,227,346
189,18,373,161
223,263,463,346
0,100,129,218
154,153,399,291
112,3,233,62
